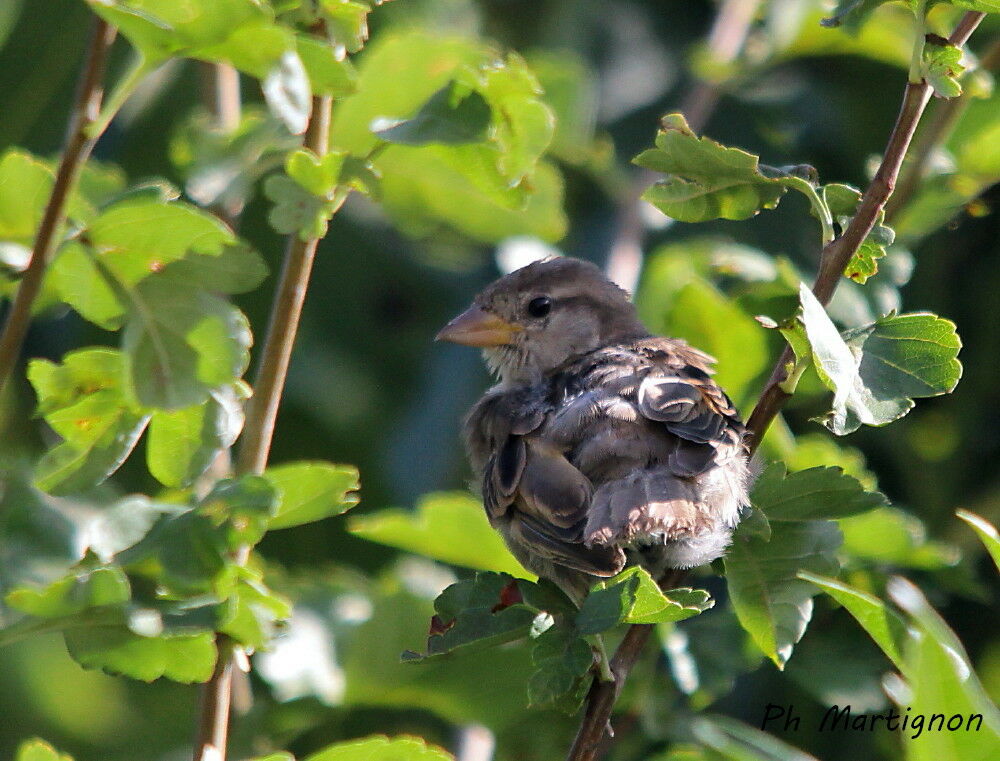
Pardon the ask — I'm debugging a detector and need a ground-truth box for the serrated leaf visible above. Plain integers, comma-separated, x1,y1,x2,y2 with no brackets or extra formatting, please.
116,511,233,597
796,284,961,434
320,0,370,58
634,113,813,222
86,199,235,287
5,567,130,618
28,349,150,495
286,148,347,197
0,150,58,243
332,33,564,242
407,573,539,660
14,739,75,761
348,491,529,578
798,571,907,669
265,461,360,529
527,627,593,712
147,386,244,488
65,624,216,683
822,182,895,283
123,278,251,410
201,474,279,548
303,736,452,761
725,520,842,668
956,509,1000,574
576,566,712,633
219,578,292,649
751,462,888,521
374,80,491,146
923,35,965,99
264,174,341,240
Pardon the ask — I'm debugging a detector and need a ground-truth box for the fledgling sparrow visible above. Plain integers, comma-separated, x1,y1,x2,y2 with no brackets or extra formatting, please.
437,257,750,604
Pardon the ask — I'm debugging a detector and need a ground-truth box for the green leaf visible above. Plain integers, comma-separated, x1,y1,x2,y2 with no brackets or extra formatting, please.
956,509,1000,574
65,624,216,683
49,242,125,329
201,474,279,548
122,278,251,410
795,284,962,435
634,113,811,222
527,627,594,712
374,80,491,146
15,739,75,761
820,0,889,31
576,566,713,633
117,510,233,596
156,244,269,295
86,199,235,288
265,461,360,529
219,578,292,649
297,33,357,96
822,183,895,283
286,148,347,197
406,573,540,660
319,0,370,58
692,715,820,761
840,507,959,569
28,349,150,495
5,566,130,618
797,571,907,670
0,149,57,243
725,520,842,668
922,35,965,99
147,385,244,488
264,174,341,241
247,755,294,761
331,32,564,242
887,577,1000,761
751,462,888,521
303,736,452,761
348,491,530,578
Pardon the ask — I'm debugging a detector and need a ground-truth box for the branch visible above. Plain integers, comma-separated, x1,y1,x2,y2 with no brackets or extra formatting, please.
193,91,334,761
0,18,116,395
886,36,1000,223
744,11,986,454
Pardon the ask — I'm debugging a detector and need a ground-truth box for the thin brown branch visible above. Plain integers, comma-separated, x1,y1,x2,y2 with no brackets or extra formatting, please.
235,94,332,478
194,93,333,761
744,11,985,454
0,18,116,396
887,36,1000,223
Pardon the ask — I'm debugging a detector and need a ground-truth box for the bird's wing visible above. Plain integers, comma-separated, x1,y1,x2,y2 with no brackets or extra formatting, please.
472,389,625,577
571,339,749,556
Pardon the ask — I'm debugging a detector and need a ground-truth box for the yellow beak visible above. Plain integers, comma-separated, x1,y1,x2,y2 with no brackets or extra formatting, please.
435,305,522,347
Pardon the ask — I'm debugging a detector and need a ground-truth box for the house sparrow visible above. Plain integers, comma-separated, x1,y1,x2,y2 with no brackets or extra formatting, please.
437,258,749,603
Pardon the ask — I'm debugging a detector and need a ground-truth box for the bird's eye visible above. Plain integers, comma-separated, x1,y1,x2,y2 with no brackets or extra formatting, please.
526,296,552,318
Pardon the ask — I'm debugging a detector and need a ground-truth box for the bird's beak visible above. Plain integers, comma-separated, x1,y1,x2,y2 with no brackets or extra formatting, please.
435,305,522,347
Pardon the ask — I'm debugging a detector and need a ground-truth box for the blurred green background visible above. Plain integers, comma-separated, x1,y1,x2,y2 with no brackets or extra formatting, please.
0,1,998,760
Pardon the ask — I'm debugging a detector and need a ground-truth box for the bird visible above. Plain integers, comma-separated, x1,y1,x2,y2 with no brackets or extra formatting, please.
436,257,750,604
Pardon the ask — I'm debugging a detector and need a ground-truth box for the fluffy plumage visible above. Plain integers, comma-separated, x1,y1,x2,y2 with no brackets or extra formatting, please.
439,258,750,603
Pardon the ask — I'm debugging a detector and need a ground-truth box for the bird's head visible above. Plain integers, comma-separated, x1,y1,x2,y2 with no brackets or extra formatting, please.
436,258,648,383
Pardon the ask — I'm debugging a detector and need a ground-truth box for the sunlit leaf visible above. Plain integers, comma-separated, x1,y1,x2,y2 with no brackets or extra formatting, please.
577,566,712,633
147,385,244,488
265,461,360,529
922,35,965,99
797,571,907,669
527,627,593,712
65,624,217,683
14,738,75,761
348,491,530,578
692,714,820,761
956,509,1000,574
374,80,491,146
28,349,150,495
303,735,452,761
840,507,959,569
